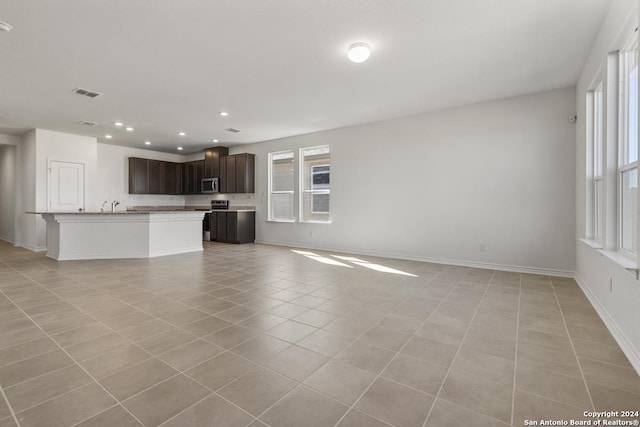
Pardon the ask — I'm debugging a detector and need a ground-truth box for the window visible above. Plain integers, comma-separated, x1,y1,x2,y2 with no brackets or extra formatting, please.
268,151,295,221
619,32,638,255
311,165,330,213
301,145,330,222
592,82,604,242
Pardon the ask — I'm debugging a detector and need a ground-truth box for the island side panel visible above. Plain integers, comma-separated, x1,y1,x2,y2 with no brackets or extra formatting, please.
147,212,204,257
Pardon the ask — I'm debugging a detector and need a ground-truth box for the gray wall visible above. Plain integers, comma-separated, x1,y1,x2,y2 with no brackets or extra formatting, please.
191,87,577,275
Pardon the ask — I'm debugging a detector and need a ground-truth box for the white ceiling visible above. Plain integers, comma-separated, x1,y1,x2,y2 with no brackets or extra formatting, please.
0,0,611,154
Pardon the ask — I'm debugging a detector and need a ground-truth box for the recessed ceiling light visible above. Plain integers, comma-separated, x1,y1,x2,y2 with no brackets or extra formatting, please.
144,141,151,145
178,131,186,136
219,112,229,117
347,42,371,63
114,121,123,127
125,127,134,132
105,134,112,139
0,21,13,32
177,146,183,151
212,139,219,143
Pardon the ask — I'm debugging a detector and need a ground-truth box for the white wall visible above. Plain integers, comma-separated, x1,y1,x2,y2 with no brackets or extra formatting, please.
237,87,576,275
0,144,17,242
96,144,185,209
15,129,99,250
575,0,640,372
0,133,21,244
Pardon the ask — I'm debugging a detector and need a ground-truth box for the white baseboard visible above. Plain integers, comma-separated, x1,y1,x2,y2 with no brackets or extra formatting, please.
15,242,47,252
254,239,575,277
0,236,15,245
50,246,204,260
574,273,640,375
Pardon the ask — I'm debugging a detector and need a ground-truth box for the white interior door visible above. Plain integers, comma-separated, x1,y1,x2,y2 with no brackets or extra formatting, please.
48,160,85,212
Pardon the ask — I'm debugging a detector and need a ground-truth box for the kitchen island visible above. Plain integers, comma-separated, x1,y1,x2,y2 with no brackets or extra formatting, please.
36,211,206,260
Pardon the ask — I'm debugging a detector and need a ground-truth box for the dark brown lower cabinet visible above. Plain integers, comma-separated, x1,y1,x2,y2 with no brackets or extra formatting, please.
210,211,255,243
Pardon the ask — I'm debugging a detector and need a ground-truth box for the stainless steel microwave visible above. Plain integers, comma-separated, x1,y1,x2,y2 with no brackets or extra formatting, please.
201,177,218,193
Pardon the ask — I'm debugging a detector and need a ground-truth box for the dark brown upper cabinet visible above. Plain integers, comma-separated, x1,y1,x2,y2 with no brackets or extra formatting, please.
128,149,253,195
148,159,162,194
163,161,182,195
219,153,254,193
181,160,205,195
204,146,228,178
235,153,255,193
129,158,183,195
129,158,149,194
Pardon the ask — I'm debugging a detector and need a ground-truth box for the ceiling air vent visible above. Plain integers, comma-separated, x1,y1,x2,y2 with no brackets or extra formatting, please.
225,128,240,133
73,88,102,98
78,120,98,127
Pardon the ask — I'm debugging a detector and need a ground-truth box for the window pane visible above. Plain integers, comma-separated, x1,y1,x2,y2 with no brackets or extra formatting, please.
271,193,294,221
594,84,603,177
312,193,330,213
301,145,330,222
621,168,637,252
269,151,295,221
273,158,294,192
595,178,603,240
628,62,638,163
312,165,330,189
621,36,638,165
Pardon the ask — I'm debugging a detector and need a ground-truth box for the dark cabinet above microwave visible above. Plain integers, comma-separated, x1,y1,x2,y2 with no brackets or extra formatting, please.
204,146,228,178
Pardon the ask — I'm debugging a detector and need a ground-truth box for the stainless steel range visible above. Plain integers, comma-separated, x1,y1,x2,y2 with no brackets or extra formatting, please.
211,199,229,210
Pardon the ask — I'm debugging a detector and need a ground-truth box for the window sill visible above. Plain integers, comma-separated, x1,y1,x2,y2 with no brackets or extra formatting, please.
579,238,603,249
580,239,639,279
599,250,639,279
265,219,332,224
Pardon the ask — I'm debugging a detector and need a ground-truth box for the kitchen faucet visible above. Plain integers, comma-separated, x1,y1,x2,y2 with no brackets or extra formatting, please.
100,200,108,213
111,201,120,212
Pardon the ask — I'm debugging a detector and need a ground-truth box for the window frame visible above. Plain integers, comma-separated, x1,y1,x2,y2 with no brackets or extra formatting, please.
617,31,639,258
300,145,331,223
267,150,296,222
592,81,605,244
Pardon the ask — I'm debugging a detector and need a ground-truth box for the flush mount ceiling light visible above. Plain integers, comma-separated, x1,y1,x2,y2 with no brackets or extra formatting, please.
212,139,219,143
347,42,371,63
114,121,123,127
219,112,229,117
177,146,183,151
105,134,112,139
178,131,186,136
0,21,13,32
144,141,151,145
125,127,134,132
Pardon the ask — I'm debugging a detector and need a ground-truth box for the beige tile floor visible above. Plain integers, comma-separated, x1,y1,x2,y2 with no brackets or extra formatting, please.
0,240,638,427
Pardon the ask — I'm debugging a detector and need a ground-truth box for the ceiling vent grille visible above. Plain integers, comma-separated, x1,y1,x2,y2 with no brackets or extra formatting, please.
73,88,102,98
225,128,240,133
78,120,98,127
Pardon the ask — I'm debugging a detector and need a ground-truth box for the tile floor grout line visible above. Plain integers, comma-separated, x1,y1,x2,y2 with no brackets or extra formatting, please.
209,273,420,426
1,244,635,425
420,271,498,427
0,383,22,427
150,269,395,427
0,273,148,426
66,403,131,427
510,270,523,427
154,391,258,427
550,277,597,411
321,269,466,426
